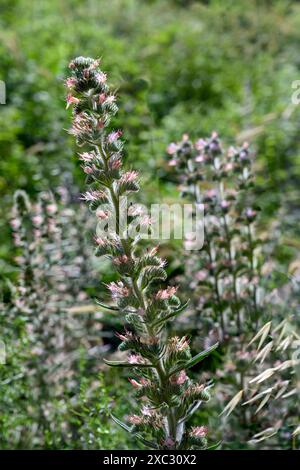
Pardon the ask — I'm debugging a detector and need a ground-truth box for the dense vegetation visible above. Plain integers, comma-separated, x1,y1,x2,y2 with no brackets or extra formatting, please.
0,0,299,450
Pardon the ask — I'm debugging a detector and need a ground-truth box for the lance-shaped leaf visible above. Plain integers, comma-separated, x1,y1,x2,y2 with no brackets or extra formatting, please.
111,414,133,433
103,358,154,368
206,441,222,450
168,342,218,377
95,299,120,311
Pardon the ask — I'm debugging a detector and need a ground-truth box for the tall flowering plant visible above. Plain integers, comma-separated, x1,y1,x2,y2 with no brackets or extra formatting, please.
65,56,218,450
167,133,268,444
167,133,261,341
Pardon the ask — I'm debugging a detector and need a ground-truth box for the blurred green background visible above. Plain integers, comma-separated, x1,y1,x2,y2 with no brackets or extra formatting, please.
1,0,300,267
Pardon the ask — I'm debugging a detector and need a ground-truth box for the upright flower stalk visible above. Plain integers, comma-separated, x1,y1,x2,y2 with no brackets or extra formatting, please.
167,133,261,341
65,57,217,450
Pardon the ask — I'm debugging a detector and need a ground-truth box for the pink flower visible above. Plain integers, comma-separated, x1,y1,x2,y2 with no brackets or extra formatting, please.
156,286,177,300
168,159,177,167
129,378,143,389
195,138,207,151
190,426,208,438
81,190,106,202
167,143,178,155
65,77,77,89
32,215,43,226
108,130,122,144
120,170,139,183
128,354,142,364
128,415,143,425
170,370,188,385
96,209,109,219
246,208,257,219
98,93,106,104
105,95,116,104
66,94,80,109
46,204,57,215
205,189,216,199
94,71,107,84
11,218,21,230
220,200,229,209
195,154,204,163
106,281,130,298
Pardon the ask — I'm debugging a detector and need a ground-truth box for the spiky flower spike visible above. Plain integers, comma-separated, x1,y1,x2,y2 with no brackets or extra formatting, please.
65,57,218,450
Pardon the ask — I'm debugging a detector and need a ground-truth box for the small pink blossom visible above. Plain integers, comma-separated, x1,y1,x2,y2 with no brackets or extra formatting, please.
170,370,188,385
195,138,207,151
106,281,130,298
98,93,106,104
129,378,143,389
81,190,106,202
128,354,142,364
128,415,143,425
108,130,122,144
83,166,94,174
113,255,129,266
96,209,109,219
66,94,80,109
156,286,177,300
221,200,229,209
46,204,57,215
120,170,139,183
167,143,178,155
65,77,77,89
190,426,208,438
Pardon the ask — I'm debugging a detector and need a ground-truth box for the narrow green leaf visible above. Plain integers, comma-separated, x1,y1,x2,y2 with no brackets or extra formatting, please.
206,440,222,450
111,414,133,433
95,299,120,311
169,342,219,376
104,358,154,368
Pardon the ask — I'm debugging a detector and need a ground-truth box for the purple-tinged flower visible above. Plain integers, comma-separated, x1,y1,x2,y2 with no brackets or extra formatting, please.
163,437,175,448
167,143,178,155
108,130,122,144
106,281,130,298
94,71,107,84
195,138,207,151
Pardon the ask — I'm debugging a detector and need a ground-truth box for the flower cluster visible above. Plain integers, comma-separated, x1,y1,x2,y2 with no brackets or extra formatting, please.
168,132,299,447
167,132,261,340
65,57,217,450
